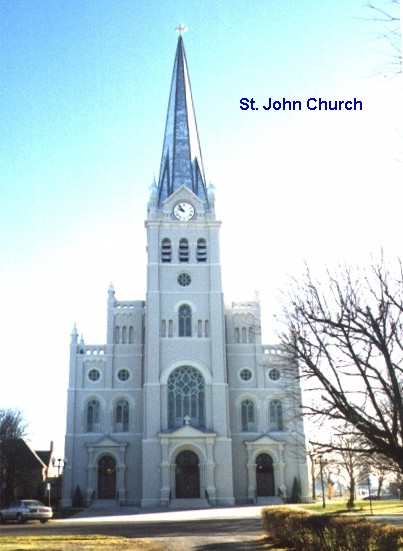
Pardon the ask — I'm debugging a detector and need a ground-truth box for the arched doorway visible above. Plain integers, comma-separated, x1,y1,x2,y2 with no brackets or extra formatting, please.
175,450,200,498
98,455,116,499
256,453,274,497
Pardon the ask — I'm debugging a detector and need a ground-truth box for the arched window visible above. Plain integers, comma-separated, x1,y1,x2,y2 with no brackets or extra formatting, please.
269,400,283,431
161,319,167,337
129,326,134,343
241,399,256,432
234,328,240,343
161,238,171,263
197,238,207,262
179,304,192,337
179,238,189,262
114,399,129,432
168,366,205,428
122,326,127,344
86,399,100,432
115,326,120,344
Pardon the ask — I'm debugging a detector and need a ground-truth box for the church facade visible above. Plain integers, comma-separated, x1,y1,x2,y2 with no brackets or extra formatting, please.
61,36,309,508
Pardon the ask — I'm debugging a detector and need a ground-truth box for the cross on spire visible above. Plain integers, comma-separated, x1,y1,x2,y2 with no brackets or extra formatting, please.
175,23,188,35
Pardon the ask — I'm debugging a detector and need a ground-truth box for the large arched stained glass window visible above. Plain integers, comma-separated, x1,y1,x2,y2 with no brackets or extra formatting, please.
179,304,192,337
114,399,129,432
168,367,205,428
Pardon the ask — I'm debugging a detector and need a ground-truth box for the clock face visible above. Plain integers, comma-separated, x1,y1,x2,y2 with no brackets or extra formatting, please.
173,201,195,221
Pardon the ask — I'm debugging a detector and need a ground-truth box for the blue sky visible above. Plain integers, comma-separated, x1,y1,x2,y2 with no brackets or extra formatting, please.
0,1,401,454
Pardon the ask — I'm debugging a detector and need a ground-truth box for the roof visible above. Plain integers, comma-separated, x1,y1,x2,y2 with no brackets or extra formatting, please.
157,36,209,209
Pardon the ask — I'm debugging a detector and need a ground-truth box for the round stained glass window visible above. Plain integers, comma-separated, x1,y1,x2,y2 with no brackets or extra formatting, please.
240,368,252,381
117,369,130,381
269,368,281,381
88,369,100,381
177,272,191,286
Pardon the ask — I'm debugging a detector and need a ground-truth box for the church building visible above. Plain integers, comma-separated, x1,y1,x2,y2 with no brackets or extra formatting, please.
61,35,309,508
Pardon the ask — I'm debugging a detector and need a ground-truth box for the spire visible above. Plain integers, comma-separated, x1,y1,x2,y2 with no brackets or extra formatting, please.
157,35,209,209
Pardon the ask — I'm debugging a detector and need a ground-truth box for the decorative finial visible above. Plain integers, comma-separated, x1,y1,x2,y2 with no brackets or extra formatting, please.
175,23,188,35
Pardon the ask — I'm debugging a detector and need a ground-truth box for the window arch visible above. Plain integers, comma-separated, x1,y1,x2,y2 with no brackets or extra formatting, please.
269,399,283,431
114,399,129,432
241,398,256,432
179,238,189,262
86,399,100,432
168,366,205,428
179,304,192,337
197,238,207,262
161,238,171,263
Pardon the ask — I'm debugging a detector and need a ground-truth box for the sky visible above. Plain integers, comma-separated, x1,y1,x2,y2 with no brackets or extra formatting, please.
0,0,402,456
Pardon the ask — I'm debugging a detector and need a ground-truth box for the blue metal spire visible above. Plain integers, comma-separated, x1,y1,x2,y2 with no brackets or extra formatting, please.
157,36,208,209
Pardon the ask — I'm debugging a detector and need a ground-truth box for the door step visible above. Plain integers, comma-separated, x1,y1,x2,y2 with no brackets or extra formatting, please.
169,498,209,509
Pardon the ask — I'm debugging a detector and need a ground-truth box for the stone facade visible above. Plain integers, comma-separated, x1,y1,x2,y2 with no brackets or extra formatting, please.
61,36,309,508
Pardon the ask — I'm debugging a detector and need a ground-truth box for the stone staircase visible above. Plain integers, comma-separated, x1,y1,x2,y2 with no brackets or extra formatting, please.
256,496,283,506
90,499,118,509
169,498,210,509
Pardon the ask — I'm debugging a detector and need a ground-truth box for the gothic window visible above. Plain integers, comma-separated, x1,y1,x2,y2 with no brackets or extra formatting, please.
122,326,127,344
269,400,284,431
114,399,129,432
129,326,134,343
86,399,100,432
168,319,173,337
161,319,167,337
115,326,120,344
241,399,256,432
198,319,203,337
167,366,205,428
197,238,207,262
234,328,240,343
179,304,192,337
179,238,189,262
161,238,171,262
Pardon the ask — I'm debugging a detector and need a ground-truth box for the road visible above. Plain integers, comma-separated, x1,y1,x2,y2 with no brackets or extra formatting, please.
0,506,267,550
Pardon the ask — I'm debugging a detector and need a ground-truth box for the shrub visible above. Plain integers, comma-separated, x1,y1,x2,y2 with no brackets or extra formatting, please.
72,485,85,508
261,506,403,551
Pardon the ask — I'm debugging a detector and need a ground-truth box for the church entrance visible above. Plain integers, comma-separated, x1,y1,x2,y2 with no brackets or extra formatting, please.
256,453,274,496
175,450,200,498
98,455,116,499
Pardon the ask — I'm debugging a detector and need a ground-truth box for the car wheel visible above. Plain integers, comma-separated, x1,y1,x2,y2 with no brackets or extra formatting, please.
16,513,24,523
40,519,48,523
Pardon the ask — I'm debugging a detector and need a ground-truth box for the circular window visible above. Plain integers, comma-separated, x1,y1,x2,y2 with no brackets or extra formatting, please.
117,368,130,381
240,368,253,381
88,369,100,381
269,368,281,381
177,272,191,287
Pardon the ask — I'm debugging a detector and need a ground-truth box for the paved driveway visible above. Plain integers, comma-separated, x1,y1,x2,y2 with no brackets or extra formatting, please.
0,505,268,550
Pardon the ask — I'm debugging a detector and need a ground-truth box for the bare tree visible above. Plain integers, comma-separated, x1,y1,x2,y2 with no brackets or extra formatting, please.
0,409,27,505
366,0,401,74
280,257,403,475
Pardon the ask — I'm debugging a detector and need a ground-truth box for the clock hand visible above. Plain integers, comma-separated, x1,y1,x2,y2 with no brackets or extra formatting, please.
178,205,185,212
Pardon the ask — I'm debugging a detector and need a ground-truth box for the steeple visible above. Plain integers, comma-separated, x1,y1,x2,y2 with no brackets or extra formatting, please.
157,35,209,209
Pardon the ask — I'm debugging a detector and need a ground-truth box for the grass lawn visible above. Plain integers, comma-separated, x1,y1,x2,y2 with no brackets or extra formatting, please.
0,535,168,551
298,498,403,515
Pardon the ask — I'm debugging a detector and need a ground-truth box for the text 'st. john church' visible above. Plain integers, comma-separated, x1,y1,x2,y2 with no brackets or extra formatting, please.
61,35,310,508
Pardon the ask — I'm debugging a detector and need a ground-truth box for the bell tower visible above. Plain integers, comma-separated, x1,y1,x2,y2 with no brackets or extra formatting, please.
142,34,234,507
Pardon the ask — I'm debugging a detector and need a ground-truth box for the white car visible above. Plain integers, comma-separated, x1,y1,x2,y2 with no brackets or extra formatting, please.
0,500,53,523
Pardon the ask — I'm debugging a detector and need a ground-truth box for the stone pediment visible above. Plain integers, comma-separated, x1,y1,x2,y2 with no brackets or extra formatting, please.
244,434,285,446
159,425,216,439
163,185,205,210
86,435,128,449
